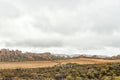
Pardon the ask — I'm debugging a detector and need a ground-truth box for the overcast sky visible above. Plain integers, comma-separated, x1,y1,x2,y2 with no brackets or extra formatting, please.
0,0,120,56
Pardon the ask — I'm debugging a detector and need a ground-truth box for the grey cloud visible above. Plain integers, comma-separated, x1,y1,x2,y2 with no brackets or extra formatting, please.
32,0,120,35
92,22,119,34
0,0,20,18
4,38,63,47
63,32,120,49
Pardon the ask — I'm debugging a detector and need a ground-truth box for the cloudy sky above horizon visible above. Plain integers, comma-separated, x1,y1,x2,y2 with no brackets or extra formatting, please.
0,0,120,56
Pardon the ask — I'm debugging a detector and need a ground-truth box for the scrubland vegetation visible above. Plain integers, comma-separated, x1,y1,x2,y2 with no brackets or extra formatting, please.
0,63,120,80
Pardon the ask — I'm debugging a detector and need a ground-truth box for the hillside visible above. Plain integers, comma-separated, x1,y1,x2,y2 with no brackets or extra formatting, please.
0,53,51,61
0,49,67,61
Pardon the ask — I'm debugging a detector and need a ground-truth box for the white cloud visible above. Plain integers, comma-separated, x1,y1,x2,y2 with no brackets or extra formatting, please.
0,0,120,56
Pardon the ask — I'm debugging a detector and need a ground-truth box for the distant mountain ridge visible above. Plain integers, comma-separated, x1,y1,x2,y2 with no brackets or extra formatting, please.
0,48,119,62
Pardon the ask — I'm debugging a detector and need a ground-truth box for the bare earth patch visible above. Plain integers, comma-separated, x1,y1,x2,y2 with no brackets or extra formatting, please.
0,58,120,69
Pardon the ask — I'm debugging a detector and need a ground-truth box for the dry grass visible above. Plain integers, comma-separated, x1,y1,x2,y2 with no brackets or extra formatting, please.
0,61,57,69
59,58,120,64
0,58,120,69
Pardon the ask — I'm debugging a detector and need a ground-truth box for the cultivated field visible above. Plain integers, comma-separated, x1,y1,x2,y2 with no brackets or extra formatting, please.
0,58,120,69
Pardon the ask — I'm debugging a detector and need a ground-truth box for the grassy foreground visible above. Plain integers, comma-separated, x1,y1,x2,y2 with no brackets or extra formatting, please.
0,62,120,80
